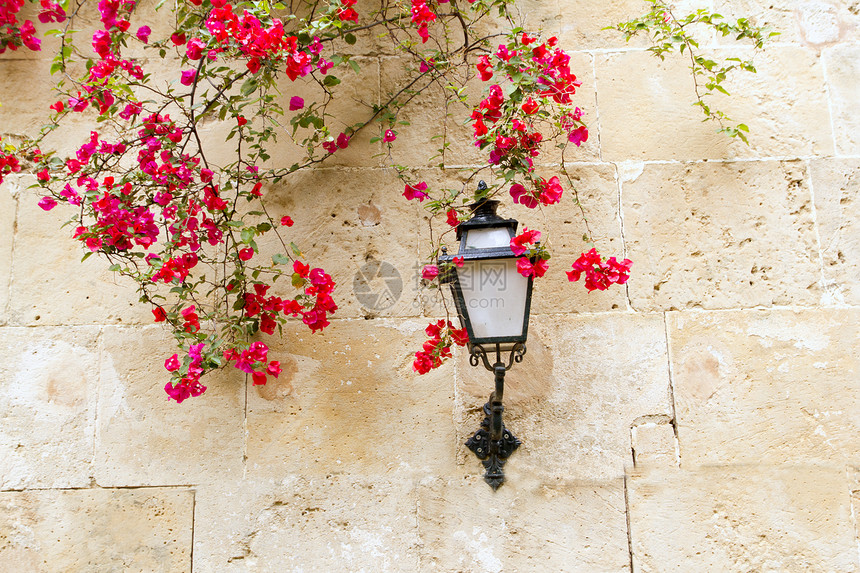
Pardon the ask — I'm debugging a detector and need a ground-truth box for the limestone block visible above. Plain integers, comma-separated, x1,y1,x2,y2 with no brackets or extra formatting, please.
668,308,860,468
628,465,859,572
597,46,833,161
7,176,150,326
455,313,672,482
714,0,860,46
631,419,678,467
823,43,860,155
0,326,99,489
379,57,460,168
0,59,56,136
0,487,193,572
192,475,420,572
0,179,16,324
253,167,424,319
245,319,459,479
622,161,821,311
811,158,860,305
94,325,245,486
557,0,711,50
417,476,630,573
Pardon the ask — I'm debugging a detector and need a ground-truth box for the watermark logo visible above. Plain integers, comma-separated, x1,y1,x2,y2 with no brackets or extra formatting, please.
353,260,403,311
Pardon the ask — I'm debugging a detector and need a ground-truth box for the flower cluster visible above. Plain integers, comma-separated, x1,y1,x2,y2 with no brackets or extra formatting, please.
566,248,632,291
410,0,436,43
413,320,468,374
0,0,64,53
223,341,282,387
510,227,548,278
0,146,20,185
163,342,208,403
291,260,338,333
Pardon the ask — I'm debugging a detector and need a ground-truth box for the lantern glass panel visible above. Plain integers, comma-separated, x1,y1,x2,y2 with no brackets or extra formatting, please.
463,227,513,250
458,258,529,339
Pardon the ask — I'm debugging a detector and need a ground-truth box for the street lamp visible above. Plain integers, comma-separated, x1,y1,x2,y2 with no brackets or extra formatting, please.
439,183,534,489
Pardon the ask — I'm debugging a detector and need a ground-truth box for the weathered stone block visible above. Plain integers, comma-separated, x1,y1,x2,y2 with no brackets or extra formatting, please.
631,418,678,467
8,176,150,326
192,475,420,572
246,318,459,479
597,46,833,161
823,43,860,155
0,178,16,325
669,308,860,467
811,158,860,305
417,476,629,572
714,0,860,46
628,465,859,572
456,313,672,482
622,161,821,311
254,167,424,319
0,487,193,572
0,326,99,489
94,325,245,486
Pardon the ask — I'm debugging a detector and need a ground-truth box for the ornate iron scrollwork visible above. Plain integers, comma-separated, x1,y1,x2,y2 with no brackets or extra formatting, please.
465,402,522,490
465,343,526,489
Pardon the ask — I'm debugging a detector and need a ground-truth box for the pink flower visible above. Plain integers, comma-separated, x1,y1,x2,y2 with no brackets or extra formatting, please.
280,216,294,227
336,132,350,149
180,69,196,86
539,176,563,205
568,126,588,147
289,96,304,111
136,25,151,43
510,227,541,256
383,129,396,142
186,38,206,60
422,265,439,280
510,183,538,209
403,181,428,201
266,361,281,378
38,197,57,211
164,354,181,371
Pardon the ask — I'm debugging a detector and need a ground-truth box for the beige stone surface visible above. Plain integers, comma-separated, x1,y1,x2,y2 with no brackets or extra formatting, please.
456,313,672,482
669,308,860,468
94,325,245,486
628,465,859,572
192,475,420,572
714,0,860,46
246,318,459,479
823,43,860,156
256,167,424,319
811,158,860,305
0,178,16,325
631,418,678,467
7,177,150,326
0,326,99,489
418,476,630,572
0,487,193,572
623,161,821,311
597,46,833,161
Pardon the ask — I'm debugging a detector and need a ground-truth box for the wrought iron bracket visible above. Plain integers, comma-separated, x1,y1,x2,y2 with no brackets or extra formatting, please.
465,402,522,490
465,343,526,490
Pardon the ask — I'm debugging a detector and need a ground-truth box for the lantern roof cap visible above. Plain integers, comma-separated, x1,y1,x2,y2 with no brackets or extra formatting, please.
456,184,519,241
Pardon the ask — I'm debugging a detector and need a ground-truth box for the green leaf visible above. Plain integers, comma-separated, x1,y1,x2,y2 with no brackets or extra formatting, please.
323,75,341,87
272,253,290,265
344,33,356,45
108,264,122,272
348,60,360,74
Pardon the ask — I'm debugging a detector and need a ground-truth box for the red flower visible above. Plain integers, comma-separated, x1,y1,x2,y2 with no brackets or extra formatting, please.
510,227,541,256
568,126,588,147
280,216,294,227
421,265,439,280
510,183,538,209
152,307,167,322
164,354,181,371
446,209,459,227
403,181,428,202
237,116,247,126
567,248,632,291
383,129,396,142
521,98,539,115
238,247,254,261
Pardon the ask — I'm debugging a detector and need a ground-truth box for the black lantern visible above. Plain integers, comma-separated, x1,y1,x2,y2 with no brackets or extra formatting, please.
439,182,535,489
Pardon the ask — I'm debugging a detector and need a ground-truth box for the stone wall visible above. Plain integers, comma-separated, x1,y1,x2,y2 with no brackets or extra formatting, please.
2,1,859,571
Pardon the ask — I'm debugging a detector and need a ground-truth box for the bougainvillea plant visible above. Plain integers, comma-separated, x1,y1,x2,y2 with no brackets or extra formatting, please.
0,0,772,401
